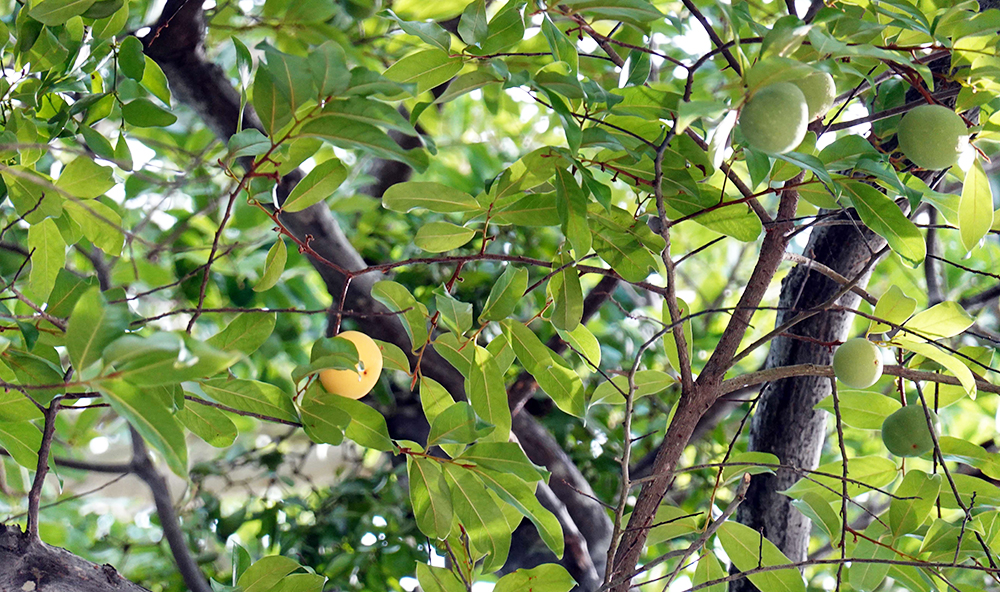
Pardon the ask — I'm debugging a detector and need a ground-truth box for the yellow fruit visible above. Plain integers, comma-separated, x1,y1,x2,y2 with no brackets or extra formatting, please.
832,337,884,389
319,331,383,399
897,104,968,170
882,405,939,457
739,82,809,154
791,71,836,121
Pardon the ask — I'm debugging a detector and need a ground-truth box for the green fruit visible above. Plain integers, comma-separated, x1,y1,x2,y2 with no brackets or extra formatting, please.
833,337,884,389
882,405,939,457
791,71,836,121
739,82,809,154
897,104,968,170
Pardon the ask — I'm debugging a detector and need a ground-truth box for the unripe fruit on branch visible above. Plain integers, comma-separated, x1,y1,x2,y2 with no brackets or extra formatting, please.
896,104,968,170
738,83,808,154
319,331,383,399
790,71,836,121
832,337,884,389
882,405,939,457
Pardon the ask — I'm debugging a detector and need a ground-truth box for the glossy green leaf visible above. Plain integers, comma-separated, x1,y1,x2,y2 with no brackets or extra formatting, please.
435,291,473,335
693,552,728,592
721,451,779,483
326,395,395,452
65,287,127,371
370,280,429,351
381,10,451,52
475,468,564,558
889,470,941,538
457,0,487,46
263,46,314,112
140,57,172,105
298,385,350,445
842,181,924,267
428,401,493,446
0,421,41,469
207,312,276,355
254,237,287,292
121,98,177,127
3,350,65,404
100,379,188,476
253,67,291,136
415,564,465,592
960,158,994,250
408,456,453,539
307,41,351,98
466,346,509,443
717,522,805,592
29,0,97,25
3,167,63,224
0,389,43,422
495,564,574,592
902,301,974,339
237,556,301,592
541,14,578,74
227,129,271,160
382,182,481,213
199,378,298,422
549,263,583,332
374,339,410,373
414,222,477,252
783,456,898,502
590,370,674,405
56,157,115,198
849,524,894,592
556,323,600,367
869,285,916,334
383,49,463,94
443,462,510,572
178,403,238,448
479,266,528,322
63,200,125,256
27,218,65,301
814,391,901,430
790,492,841,542
300,116,429,171
283,158,347,212
118,35,145,80
894,337,976,398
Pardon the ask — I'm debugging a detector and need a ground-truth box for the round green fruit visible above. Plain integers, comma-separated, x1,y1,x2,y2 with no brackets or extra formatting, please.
896,104,968,170
832,337,884,389
882,405,939,457
739,82,809,154
791,71,836,121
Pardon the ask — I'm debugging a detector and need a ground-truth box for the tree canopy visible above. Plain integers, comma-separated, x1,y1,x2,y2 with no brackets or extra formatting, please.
2,0,1000,591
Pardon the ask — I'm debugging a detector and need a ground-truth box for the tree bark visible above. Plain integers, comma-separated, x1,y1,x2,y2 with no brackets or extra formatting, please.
730,213,884,591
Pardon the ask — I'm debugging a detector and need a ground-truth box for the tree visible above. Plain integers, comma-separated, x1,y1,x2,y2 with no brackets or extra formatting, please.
1,0,1000,591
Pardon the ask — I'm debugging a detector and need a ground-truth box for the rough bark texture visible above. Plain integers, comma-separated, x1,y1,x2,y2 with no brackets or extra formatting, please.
0,525,150,592
729,214,885,592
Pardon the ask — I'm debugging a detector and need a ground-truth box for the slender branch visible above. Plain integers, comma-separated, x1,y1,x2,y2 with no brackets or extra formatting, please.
25,396,61,540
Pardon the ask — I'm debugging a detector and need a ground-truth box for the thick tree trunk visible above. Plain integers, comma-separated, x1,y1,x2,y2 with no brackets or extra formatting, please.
0,525,150,592
730,213,884,591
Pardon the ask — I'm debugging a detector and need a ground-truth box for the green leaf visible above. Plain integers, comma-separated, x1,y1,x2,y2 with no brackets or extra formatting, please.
0,421,42,469
434,71,504,104
273,574,325,592
442,462,510,571
0,389,43,422
556,323,600,367
382,182,482,213
178,404,238,448
282,158,348,213
227,129,271,160
554,168,591,258
237,556,301,592
783,456,897,502
494,564,575,592
693,553,728,592
842,181,925,267
814,391,901,430
549,263,583,332
434,333,474,376
47,269,97,317
254,237,287,292
415,564,466,592
590,370,674,405
114,133,133,171
721,451,780,483
3,167,63,224
466,346,509,443
65,287,127,371
199,378,299,422
790,492,841,542
63,200,125,256
479,266,528,322
541,14,578,74
375,339,410,373
470,1,524,54
717,522,805,592
141,57,172,106
889,470,941,538
298,384,350,445
383,49,463,95
371,280,429,351
414,222,477,252
206,312,276,355
435,291,473,335
492,193,561,226
325,395,395,452
263,46,315,112
381,10,451,53
903,301,974,339
299,117,428,172
118,35,145,80
428,401,493,446
419,376,455,427
408,456,453,539
457,0,488,46
474,468,564,558
3,350,65,404
121,98,177,127
100,379,188,476
958,158,993,251
459,442,547,482
848,524,894,592
29,0,97,25
662,297,692,374
27,218,66,301
101,333,182,386
893,337,977,398
869,285,916,334
307,41,351,98
253,67,291,136
56,157,115,198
